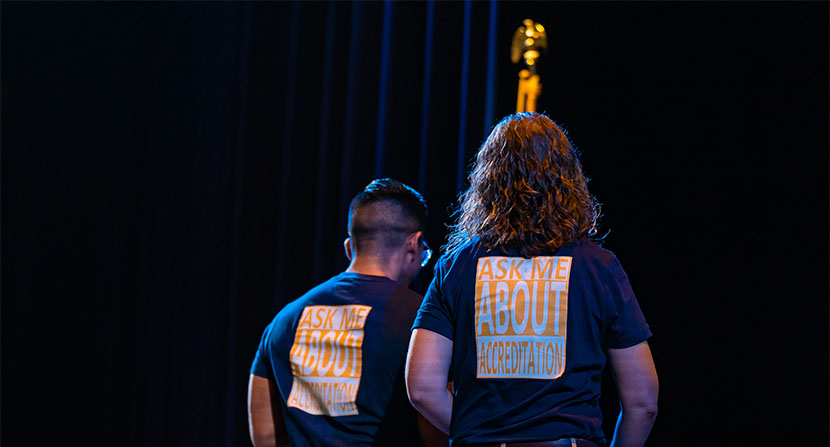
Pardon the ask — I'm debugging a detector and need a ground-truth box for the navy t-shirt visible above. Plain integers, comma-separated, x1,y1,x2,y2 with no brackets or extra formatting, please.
412,238,651,446
251,272,424,447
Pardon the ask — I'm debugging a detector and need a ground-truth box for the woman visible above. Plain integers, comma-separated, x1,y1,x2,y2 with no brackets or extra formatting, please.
405,112,658,447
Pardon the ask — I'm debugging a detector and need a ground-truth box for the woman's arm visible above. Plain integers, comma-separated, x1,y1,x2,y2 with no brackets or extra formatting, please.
405,329,454,435
608,341,659,447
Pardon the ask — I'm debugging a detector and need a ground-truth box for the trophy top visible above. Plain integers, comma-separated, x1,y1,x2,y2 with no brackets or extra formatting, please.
511,19,548,68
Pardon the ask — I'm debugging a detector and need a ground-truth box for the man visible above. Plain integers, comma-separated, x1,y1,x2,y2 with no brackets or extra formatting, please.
248,178,445,447
405,113,658,447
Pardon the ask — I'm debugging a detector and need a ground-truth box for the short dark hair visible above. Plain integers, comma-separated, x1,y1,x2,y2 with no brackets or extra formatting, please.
348,178,428,255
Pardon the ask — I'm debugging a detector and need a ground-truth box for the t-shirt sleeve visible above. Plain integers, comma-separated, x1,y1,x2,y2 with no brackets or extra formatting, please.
602,256,652,349
412,260,455,340
250,320,276,380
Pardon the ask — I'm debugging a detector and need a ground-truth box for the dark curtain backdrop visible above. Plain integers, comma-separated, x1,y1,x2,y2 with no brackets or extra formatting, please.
2,1,827,446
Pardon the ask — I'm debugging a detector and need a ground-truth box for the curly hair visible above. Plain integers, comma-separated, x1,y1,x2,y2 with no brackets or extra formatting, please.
445,112,600,258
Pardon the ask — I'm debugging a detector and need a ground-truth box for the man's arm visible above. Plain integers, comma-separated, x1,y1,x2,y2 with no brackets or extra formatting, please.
247,374,289,447
405,328,453,435
608,341,659,447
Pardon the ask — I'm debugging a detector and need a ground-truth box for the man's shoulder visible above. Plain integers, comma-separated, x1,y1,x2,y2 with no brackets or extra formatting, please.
280,272,406,309
389,281,424,312
391,280,423,299
271,274,342,316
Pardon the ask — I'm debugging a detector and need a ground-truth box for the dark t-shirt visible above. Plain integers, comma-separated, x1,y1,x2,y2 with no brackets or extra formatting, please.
412,238,651,446
251,272,424,447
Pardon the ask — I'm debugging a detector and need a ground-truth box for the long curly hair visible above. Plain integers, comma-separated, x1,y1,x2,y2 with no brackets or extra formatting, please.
445,112,600,258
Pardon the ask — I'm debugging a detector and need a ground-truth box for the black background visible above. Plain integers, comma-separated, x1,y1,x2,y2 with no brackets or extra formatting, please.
2,1,827,446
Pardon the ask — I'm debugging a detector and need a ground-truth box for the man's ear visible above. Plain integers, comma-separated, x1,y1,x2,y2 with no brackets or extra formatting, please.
344,238,353,261
406,231,422,254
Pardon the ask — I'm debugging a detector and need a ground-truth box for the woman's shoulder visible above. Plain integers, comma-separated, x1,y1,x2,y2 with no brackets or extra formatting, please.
558,237,619,267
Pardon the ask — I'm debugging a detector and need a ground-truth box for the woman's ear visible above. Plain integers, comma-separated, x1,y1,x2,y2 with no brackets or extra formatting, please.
344,238,353,261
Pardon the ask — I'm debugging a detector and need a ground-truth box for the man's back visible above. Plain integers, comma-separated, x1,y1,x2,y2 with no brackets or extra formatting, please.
251,272,423,447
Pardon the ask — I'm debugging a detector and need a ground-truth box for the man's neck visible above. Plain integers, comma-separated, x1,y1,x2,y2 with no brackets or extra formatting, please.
345,256,406,283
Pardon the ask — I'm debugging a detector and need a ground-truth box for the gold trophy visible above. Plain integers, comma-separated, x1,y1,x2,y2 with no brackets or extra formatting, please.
512,19,547,113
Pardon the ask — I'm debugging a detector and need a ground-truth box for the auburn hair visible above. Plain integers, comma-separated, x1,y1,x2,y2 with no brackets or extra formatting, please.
445,112,600,258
